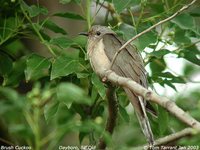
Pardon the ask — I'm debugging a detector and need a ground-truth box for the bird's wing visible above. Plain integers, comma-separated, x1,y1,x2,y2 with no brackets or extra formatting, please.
102,34,147,89
102,34,154,145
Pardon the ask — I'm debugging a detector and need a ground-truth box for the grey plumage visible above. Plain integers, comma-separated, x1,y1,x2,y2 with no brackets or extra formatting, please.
84,25,154,145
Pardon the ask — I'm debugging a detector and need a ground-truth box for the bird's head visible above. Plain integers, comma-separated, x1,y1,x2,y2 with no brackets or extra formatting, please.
79,25,115,42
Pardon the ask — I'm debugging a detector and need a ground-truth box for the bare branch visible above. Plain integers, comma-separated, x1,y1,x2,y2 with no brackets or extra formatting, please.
110,0,197,69
100,70,200,131
135,128,196,149
154,128,195,146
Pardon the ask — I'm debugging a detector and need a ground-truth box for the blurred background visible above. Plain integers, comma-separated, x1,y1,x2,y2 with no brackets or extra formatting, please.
0,0,200,149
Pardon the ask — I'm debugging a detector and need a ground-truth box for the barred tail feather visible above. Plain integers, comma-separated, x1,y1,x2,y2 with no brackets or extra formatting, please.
137,96,154,145
124,88,154,145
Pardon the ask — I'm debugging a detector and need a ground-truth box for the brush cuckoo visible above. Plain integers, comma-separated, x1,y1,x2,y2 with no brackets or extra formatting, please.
80,25,154,145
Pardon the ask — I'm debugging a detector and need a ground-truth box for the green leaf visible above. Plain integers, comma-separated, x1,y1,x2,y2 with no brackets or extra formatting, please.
119,105,130,123
9,124,32,138
79,132,87,144
152,72,185,85
163,80,177,91
71,103,87,118
76,73,89,78
174,27,191,44
59,0,71,4
0,101,11,115
54,12,85,20
29,5,48,17
179,47,200,66
117,90,129,107
0,17,22,45
0,87,25,109
113,0,132,14
38,30,50,41
119,23,136,41
72,0,81,3
56,103,74,125
150,76,164,84
157,106,168,135
152,71,185,85
43,20,67,35
51,56,84,80
91,73,106,99
0,87,19,102
3,58,26,86
44,99,59,123
104,0,112,2
93,105,104,118
183,63,198,77
137,31,157,50
50,37,74,48
149,57,166,74
153,72,175,78
148,50,170,58
171,13,195,30
170,77,185,83
190,7,200,17
73,36,87,48
5,40,25,57
20,1,31,14
21,1,48,17
91,86,98,102
25,54,51,81
0,53,13,75
56,83,91,107
149,3,164,14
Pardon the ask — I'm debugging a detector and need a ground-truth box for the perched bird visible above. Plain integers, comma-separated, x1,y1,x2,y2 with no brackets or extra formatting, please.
80,25,154,145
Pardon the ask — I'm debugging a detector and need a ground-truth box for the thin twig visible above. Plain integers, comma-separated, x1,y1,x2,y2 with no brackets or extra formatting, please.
0,138,14,146
92,0,106,24
110,0,197,69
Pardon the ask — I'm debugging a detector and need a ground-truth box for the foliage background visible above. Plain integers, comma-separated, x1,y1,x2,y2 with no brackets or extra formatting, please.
0,0,200,149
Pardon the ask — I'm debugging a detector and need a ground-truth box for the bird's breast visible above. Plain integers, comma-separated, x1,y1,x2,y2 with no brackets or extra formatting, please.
88,39,110,76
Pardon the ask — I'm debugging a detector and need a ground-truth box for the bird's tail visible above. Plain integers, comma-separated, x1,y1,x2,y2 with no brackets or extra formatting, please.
124,88,154,145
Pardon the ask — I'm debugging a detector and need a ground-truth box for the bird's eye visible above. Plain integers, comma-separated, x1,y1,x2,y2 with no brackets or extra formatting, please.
96,31,101,36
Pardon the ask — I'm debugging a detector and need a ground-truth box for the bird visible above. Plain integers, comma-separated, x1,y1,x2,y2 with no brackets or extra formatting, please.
80,25,154,145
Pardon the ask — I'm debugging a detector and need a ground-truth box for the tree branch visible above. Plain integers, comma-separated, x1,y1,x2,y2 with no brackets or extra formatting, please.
153,128,195,146
135,128,196,149
98,84,118,149
110,0,197,69
101,70,200,131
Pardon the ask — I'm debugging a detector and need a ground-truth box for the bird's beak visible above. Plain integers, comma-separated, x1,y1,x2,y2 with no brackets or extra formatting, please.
78,32,89,36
